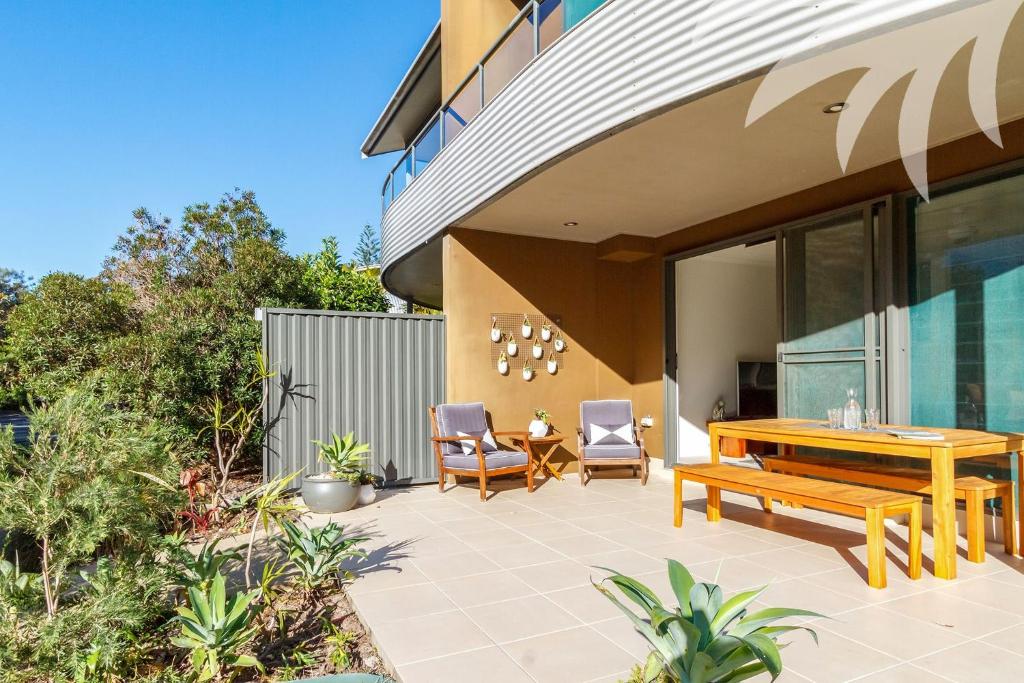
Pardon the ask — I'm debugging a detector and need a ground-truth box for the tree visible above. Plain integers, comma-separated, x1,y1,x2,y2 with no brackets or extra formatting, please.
101,190,316,459
0,268,32,336
353,224,381,268
301,237,390,312
1,273,136,402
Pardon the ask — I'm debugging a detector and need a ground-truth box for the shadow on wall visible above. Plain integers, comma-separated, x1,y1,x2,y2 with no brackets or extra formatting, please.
447,228,664,469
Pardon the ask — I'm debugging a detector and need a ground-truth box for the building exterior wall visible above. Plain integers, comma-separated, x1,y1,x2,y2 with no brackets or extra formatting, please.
442,228,663,472
440,0,522,99
439,124,1024,470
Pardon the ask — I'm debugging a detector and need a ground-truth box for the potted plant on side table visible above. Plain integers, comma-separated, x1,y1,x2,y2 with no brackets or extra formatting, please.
529,409,551,437
301,432,369,513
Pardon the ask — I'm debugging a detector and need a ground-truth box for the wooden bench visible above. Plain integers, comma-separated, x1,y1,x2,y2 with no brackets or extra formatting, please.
763,454,1017,563
673,463,922,589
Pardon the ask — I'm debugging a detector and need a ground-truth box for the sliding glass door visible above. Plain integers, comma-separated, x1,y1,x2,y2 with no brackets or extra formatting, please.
780,207,884,419
908,171,1024,433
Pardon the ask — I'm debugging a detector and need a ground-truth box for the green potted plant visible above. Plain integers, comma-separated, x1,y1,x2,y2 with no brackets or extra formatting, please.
529,409,551,437
302,432,369,513
594,559,821,682
357,471,381,506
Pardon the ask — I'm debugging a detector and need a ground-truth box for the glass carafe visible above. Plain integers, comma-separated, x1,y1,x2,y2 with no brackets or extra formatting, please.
843,388,862,430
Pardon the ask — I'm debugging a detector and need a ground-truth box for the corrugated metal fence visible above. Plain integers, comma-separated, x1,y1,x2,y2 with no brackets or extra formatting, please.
261,308,445,486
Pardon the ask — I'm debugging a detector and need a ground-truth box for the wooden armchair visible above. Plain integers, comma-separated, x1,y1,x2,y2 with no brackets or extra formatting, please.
429,403,533,501
577,399,648,487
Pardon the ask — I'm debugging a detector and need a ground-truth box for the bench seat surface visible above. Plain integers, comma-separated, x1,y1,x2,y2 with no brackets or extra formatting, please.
765,454,1009,492
675,463,920,509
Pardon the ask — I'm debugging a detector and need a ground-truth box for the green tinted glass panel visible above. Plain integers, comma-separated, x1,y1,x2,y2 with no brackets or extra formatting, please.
909,173,1024,433
564,0,606,30
785,213,866,352
784,362,866,420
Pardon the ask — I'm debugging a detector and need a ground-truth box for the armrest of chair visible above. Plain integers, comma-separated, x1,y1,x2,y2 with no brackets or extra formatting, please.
493,431,530,438
432,435,481,443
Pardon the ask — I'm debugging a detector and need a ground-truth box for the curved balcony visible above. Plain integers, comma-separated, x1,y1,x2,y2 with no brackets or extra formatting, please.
380,0,976,305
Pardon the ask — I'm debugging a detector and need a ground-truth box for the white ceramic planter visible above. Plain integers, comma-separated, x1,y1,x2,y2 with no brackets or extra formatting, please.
521,323,532,339
301,476,359,514
498,359,509,375
522,366,534,381
357,484,376,506
507,339,518,356
529,419,549,437
490,327,502,343
547,358,558,375
554,338,566,352
532,343,543,359
541,327,552,342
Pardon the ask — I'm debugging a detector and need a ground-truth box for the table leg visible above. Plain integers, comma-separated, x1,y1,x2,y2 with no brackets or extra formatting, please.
709,423,720,465
673,469,683,528
931,447,958,580
1018,451,1023,557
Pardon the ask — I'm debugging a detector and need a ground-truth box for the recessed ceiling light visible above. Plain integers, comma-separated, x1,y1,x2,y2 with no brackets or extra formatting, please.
563,221,579,227
823,102,848,114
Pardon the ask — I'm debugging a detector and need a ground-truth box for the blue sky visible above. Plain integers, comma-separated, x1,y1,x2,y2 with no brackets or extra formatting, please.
0,0,438,280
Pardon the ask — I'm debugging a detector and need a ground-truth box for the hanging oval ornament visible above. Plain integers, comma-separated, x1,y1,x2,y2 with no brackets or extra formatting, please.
522,363,534,381
506,335,518,356
490,318,502,343
521,314,533,339
547,354,558,375
497,352,509,375
553,332,566,353
532,340,543,360
540,324,552,342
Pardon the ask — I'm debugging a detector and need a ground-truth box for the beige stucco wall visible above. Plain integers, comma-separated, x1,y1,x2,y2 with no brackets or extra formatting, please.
443,228,663,472
441,0,523,98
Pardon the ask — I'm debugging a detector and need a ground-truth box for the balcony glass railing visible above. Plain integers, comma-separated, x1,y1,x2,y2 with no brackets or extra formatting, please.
381,0,608,213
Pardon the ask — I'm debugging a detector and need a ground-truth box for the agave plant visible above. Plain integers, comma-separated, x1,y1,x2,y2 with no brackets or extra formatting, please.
313,432,370,483
171,572,262,681
167,539,242,593
594,560,821,683
274,519,367,592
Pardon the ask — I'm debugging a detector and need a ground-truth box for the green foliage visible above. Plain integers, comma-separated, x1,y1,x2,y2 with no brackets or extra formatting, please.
313,432,370,483
0,381,182,616
167,539,243,593
0,555,174,682
1,272,136,403
274,520,367,592
323,621,358,672
301,237,390,312
171,572,263,681
594,560,821,683
353,225,381,268
0,268,31,338
0,556,41,609
233,471,301,589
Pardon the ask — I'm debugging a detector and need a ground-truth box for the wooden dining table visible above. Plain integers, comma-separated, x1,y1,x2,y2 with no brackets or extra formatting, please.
708,418,1024,580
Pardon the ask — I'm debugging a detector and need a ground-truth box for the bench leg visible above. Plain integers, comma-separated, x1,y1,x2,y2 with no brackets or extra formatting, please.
763,496,773,513
908,503,922,580
865,508,887,589
673,470,683,528
1002,491,1018,556
707,486,722,523
965,489,986,563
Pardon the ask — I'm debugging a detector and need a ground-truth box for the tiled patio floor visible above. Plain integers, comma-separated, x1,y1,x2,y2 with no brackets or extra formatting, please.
324,463,1024,683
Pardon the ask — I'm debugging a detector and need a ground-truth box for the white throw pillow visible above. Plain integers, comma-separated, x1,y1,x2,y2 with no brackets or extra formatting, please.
457,429,498,455
590,423,632,445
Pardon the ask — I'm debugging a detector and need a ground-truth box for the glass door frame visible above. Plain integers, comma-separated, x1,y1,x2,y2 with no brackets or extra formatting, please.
776,199,894,420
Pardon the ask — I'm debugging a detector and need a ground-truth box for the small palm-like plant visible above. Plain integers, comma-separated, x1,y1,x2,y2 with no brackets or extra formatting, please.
312,432,370,483
274,519,367,592
168,539,242,593
594,560,821,683
171,572,262,681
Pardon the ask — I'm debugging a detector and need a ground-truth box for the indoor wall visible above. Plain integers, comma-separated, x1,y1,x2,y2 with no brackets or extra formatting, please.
674,243,777,459
442,228,664,473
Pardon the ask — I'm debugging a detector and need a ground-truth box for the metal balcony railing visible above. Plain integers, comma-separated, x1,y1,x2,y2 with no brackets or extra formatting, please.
381,0,604,214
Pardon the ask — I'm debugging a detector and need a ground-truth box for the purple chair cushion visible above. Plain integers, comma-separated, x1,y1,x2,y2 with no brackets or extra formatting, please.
436,403,489,456
442,450,529,471
580,400,635,445
584,444,642,460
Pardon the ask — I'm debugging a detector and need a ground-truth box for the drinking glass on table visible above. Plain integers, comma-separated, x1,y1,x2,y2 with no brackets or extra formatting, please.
864,408,880,430
827,408,843,429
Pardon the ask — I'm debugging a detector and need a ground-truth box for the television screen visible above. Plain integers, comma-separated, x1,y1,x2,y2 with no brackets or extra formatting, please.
737,361,777,418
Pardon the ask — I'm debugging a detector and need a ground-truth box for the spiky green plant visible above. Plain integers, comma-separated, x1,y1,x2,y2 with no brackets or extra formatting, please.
274,520,367,593
167,539,242,593
170,572,262,681
594,560,821,683
312,432,370,483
